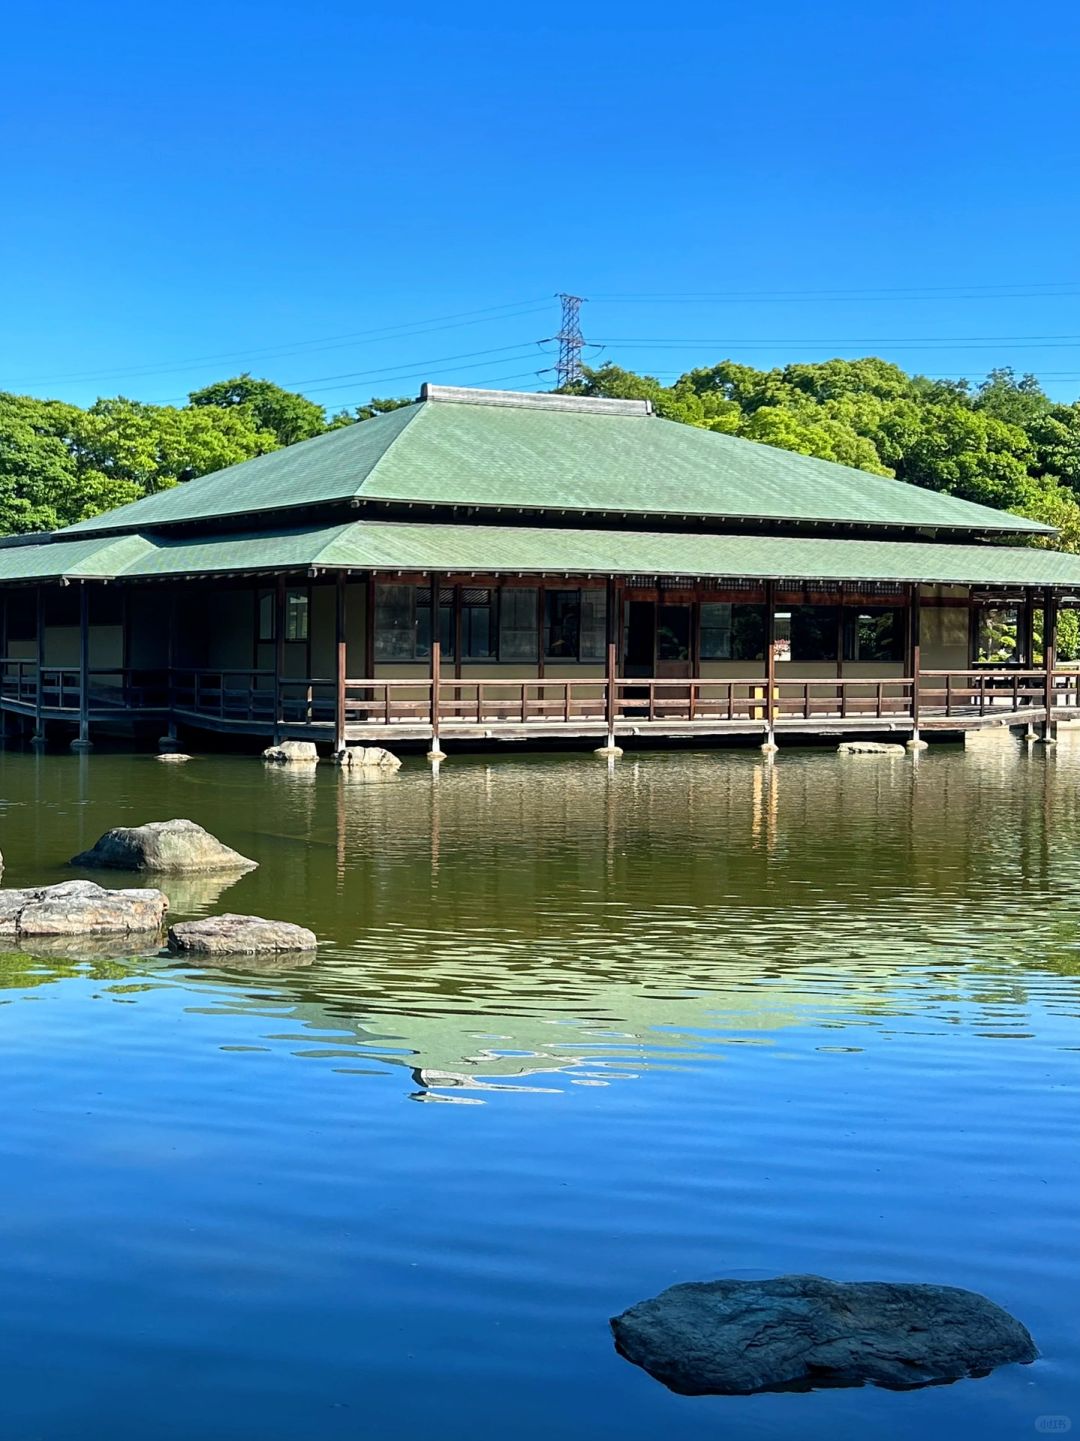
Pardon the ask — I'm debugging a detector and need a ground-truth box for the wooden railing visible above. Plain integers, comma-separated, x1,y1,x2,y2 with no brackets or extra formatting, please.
5,661,1079,733
170,669,334,725
918,669,1048,717
0,662,169,713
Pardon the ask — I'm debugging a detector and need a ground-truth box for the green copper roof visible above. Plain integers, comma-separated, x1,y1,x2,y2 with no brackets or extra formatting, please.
61,390,1049,537
0,532,153,582
5,519,1080,589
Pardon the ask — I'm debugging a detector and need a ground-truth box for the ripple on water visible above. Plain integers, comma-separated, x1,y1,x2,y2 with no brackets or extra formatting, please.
0,734,1077,1438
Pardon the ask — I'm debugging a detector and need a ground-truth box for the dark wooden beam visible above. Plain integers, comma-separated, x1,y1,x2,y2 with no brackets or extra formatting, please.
334,570,347,754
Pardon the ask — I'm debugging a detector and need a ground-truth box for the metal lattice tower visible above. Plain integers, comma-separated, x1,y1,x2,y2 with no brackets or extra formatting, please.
552,293,586,388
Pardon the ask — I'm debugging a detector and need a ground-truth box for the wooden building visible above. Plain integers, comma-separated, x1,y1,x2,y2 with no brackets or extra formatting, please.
3,383,1080,753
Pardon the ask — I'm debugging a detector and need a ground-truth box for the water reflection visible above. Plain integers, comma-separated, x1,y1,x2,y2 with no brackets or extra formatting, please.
1,735,1080,1439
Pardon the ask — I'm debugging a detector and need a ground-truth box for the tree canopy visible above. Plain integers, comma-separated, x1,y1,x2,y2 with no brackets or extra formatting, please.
4,357,1080,567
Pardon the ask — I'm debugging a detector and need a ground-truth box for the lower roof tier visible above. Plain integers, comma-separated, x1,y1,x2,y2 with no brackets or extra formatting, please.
3,520,1080,590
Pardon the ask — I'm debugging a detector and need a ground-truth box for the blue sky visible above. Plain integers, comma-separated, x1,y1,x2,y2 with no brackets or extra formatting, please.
2,0,1080,410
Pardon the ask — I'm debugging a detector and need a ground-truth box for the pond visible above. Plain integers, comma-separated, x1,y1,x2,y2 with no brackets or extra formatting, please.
0,734,1077,1439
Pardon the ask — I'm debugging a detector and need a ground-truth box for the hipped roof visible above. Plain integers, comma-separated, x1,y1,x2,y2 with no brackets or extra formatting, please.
4,519,1080,590
58,388,1051,538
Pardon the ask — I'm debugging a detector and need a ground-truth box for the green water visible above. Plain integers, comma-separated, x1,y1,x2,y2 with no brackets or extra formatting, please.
0,735,1078,1439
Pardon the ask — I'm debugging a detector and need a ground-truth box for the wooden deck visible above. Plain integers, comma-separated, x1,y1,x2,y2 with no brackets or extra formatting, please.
1,661,1073,748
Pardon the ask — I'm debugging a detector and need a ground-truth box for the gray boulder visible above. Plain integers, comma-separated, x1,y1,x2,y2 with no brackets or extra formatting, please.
168,914,317,956
70,819,257,874
0,880,168,940
335,745,401,770
263,740,319,764
610,1275,1037,1395
838,741,905,756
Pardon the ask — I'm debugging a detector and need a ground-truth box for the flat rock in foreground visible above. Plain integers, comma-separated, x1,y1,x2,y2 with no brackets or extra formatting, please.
70,819,257,874
610,1275,1037,1395
168,914,317,956
0,880,168,939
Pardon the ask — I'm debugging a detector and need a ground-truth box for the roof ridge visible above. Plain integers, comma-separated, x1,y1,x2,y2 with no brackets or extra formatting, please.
353,398,427,499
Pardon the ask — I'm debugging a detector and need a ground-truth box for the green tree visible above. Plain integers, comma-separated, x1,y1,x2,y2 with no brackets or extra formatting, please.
188,374,327,446
71,397,278,497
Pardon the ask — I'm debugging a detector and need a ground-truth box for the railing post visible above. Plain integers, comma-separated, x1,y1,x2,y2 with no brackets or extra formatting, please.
72,583,92,751
763,579,777,753
1043,587,1058,744
273,576,285,742
429,638,443,758
335,571,347,755
31,583,45,748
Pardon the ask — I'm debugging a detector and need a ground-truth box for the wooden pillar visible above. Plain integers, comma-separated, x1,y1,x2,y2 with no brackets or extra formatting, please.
274,575,286,740
1043,586,1058,743
32,583,45,744
763,579,777,752
334,571,347,754
605,575,617,748
429,573,444,760
72,583,92,750
365,574,376,676
453,583,463,681
909,584,925,749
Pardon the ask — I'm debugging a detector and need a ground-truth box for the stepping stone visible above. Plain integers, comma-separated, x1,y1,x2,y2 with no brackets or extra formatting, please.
167,914,317,956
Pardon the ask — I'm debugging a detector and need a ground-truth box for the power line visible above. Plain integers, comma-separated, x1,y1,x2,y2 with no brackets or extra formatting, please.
589,282,1080,302
592,333,1080,345
0,298,552,389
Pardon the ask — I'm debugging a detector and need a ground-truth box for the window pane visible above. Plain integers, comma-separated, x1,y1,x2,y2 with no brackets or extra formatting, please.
700,602,732,660
415,586,455,660
544,591,580,660
499,587,538,661
257,590,275,643
844,607,905,662
463,588,494,659
285,589,309,643
580,589,607,661
374,584,415,661
656,604,691,661
731,604,765,662
789,605,839,661
976,606,1019,663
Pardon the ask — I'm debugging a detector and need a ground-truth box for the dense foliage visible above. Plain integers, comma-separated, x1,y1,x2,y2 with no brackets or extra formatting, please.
4,356,1080,551
565,359,1080,550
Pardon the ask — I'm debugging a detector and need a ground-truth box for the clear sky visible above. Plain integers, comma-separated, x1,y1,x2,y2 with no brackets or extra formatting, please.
2,0,1080,410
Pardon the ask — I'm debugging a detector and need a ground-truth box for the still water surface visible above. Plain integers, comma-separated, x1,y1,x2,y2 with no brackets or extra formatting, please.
0,735,1078,1438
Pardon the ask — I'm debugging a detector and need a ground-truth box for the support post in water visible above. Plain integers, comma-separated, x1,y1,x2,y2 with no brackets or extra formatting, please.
334,570,347,755
427,572,447,762
595,582,622,757
1040,586,1058,745
761,579,778,755
273,576,286,744
71,582,93,751
906,583,928,751
31,583,46,748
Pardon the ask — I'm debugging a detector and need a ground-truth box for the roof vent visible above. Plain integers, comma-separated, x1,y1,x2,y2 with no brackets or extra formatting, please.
419,384,652,417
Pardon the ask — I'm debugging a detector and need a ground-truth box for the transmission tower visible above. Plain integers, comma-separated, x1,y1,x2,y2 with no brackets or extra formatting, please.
552,293,586,388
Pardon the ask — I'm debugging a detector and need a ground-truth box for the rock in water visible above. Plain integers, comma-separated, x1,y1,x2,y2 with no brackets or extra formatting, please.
837,741,905,756
70,819,257,874
167,914,317,956
0,880,168,939
156,752,192,763
263,741,319,764
610,1275,1037,1395
334,746,401,770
